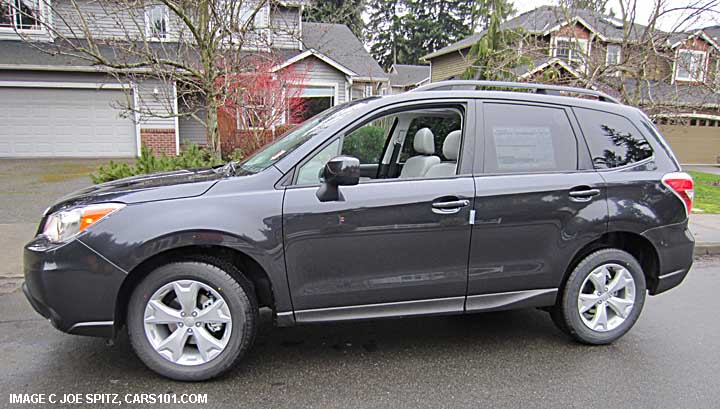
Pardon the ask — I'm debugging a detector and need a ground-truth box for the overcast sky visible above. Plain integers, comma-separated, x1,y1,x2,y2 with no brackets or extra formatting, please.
512,0,720,31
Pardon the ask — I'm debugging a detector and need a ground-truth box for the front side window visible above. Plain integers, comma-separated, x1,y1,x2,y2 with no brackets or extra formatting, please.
295,105,465,185
239,99,373,174
0,0,41,31
574,108,653,169
400,114,462,162
145,5,169,40
676,49,706,82
342,118,390,164
483,103,578,174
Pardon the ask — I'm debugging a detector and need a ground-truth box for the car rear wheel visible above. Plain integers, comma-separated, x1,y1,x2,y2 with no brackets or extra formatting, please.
127,260,257,381
551,249,646,345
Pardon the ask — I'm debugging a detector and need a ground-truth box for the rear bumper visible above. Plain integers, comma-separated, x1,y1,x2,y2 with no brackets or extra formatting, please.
642,222,695,295
23,236,127,338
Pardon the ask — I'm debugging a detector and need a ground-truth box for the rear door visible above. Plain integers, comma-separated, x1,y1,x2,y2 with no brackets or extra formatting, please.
466,101,608,311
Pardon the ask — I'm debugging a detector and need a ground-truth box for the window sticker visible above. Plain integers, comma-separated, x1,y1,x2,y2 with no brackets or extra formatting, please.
492,126,557,171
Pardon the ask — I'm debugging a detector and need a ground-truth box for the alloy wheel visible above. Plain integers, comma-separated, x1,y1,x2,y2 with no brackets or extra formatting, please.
577,263,636,332
143,279,232,366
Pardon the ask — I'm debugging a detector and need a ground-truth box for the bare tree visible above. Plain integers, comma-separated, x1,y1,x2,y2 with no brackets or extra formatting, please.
222,52,311,154
462,1,720,118
551,1,720,116
14,0,304,159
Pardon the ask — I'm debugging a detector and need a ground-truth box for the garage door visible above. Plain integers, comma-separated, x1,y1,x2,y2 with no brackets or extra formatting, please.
0,87,136,157
659,124,720,164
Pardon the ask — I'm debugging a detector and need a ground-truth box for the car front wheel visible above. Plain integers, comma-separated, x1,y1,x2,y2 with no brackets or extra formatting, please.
127,260,257,381
551,249,647,345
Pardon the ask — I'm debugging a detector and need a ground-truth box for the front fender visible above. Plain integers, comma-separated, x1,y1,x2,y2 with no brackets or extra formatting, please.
78,173,292,311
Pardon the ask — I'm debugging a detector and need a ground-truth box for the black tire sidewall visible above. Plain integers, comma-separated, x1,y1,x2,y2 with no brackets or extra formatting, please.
127,262,257,381
561,249,647,345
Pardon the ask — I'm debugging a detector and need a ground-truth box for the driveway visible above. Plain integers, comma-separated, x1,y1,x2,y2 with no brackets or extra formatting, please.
0,159,113,290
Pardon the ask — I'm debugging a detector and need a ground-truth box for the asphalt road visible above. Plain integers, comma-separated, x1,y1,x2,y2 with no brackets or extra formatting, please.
0,258,718,409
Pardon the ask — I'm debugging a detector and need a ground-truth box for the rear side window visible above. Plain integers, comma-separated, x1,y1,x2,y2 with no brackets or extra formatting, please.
574,108,653,169
483,103,578,173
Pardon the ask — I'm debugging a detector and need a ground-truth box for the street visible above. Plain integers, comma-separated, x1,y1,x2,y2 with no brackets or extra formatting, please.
1,257,718,409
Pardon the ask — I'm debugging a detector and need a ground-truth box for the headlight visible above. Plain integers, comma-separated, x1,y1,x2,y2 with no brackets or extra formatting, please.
42,203,125,243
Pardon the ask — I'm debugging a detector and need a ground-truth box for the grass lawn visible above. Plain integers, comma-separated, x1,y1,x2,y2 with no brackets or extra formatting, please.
688,171,720,214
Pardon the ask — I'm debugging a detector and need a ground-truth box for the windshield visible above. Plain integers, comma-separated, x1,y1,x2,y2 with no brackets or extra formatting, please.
239,99,376,174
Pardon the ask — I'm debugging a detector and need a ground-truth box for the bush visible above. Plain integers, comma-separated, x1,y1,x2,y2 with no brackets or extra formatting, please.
91,145,228,184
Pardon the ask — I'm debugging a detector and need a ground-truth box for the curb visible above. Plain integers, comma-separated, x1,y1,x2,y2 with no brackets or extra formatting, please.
694,243,720,258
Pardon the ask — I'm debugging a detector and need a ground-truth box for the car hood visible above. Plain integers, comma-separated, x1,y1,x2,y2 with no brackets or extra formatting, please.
46,167,225,214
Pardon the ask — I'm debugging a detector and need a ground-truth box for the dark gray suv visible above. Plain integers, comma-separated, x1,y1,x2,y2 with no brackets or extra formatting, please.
23,81,695,381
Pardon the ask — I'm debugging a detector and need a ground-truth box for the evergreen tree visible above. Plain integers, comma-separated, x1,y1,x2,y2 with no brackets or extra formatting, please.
402,0,475,65
462,0,529,80
366,0,480,69
305,0,365,39
470,0,514,32
365,0,404,69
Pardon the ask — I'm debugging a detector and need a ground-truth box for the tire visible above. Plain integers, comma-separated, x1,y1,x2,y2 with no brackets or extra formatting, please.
127,260,257,381
551,249,646,345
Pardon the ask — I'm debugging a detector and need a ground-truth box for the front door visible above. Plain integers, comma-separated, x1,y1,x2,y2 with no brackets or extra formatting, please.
466,101,608,311
282,102,476,322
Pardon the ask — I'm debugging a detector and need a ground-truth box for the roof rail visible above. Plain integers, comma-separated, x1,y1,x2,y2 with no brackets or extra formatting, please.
410,80,620,104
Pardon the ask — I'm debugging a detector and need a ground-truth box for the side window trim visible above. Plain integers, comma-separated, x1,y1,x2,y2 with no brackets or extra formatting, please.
565,106,595,171
289,100,473,187
476,100,581,175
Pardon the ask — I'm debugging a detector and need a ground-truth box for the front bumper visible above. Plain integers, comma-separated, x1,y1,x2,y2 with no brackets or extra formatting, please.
23,236,127,338
642,222,695,295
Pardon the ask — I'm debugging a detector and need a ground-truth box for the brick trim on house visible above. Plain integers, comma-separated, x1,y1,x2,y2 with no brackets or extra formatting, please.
141,128,177,156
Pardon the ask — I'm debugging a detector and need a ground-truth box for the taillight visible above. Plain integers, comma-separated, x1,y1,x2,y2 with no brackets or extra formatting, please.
662,172,694,217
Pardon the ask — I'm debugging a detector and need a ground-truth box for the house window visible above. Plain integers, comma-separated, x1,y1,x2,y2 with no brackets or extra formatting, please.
238,2,269,29
287,85,336,124
0,0,42,31
606,44,621,65
553,37,588,63
145,5,169,40
364,84,375,97
676,49,707,82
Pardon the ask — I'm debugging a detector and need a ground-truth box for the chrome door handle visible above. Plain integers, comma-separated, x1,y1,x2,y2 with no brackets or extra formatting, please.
432,199,470,214
569,187,601,202
569,189,601,197
432,199,470,209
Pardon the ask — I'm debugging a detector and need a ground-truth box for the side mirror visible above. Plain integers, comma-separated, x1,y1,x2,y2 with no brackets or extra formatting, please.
316,155,360,202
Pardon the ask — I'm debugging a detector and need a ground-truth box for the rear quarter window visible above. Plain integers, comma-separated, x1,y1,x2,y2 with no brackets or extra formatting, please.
574,108,653,169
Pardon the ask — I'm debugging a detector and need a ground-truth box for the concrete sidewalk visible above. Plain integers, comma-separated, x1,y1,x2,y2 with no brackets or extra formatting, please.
690,214,720,256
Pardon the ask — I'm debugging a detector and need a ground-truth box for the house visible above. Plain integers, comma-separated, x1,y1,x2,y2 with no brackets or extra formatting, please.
386,64,431,94
0,0,387,158
421,6,720,164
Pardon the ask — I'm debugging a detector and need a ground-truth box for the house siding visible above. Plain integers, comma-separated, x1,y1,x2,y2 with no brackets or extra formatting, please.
289,56,347,104
270,6,300,49
430,49,472,82
179,107,208,147
556,23,592,40
134,78,176,129
52,0,292,46
53,0,152,40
